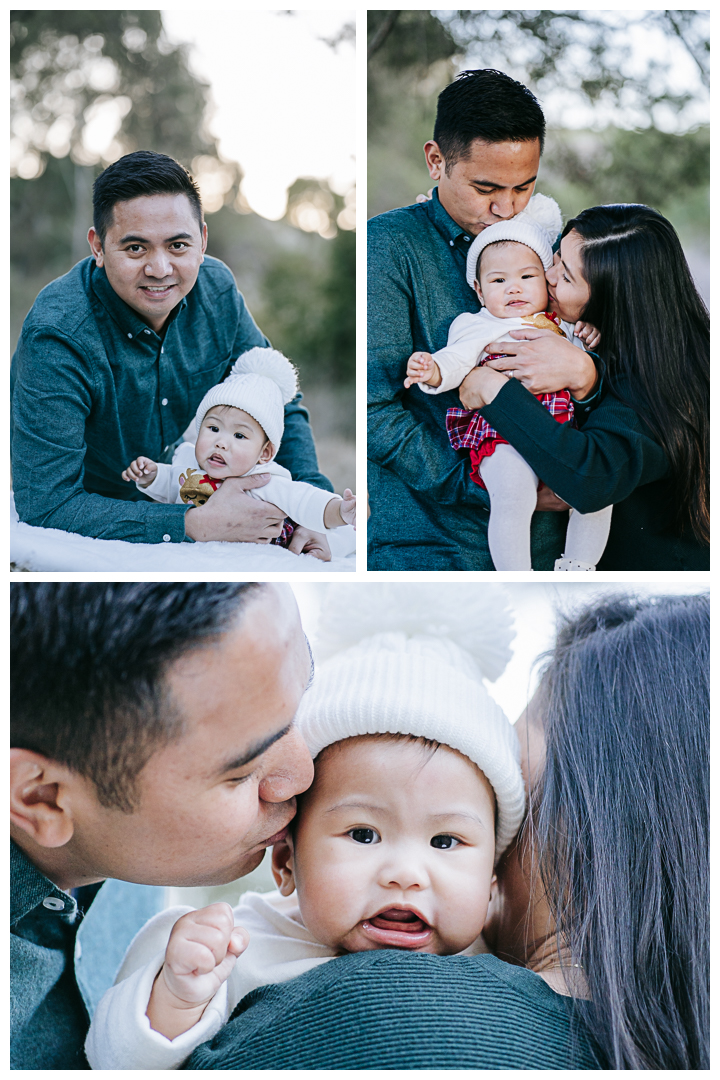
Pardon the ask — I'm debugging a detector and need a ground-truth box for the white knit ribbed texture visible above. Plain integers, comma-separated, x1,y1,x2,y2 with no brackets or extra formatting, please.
466,192,563,284
298,584,525,859
194,347,299,453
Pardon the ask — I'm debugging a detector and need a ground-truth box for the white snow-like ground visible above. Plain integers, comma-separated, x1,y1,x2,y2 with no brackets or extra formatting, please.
10,496,356,572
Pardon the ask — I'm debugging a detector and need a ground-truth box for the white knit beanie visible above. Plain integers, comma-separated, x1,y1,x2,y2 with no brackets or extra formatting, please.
296,584,526,860
194,347,298,457
466,192,563,286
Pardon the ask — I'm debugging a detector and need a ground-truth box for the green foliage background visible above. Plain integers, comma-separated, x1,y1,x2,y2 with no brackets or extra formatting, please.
11,11,355,488
367,10,708,294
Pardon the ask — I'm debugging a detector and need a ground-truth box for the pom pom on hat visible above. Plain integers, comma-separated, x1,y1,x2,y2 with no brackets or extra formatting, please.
230,347,298,404
297,583,526,859
466,192,563,286
194,347,298,456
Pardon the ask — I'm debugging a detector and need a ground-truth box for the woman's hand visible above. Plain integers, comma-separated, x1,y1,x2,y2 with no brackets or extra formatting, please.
459,366,509,410
483,328,598,399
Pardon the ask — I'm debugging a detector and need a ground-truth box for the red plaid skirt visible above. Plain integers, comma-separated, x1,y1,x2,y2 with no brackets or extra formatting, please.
446,357,574,490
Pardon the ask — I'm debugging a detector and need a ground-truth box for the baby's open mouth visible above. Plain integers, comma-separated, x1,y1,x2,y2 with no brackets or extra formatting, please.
361,907,433,949
207,454,226,466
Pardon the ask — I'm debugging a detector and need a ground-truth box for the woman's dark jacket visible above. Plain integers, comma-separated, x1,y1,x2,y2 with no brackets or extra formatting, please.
482,375,708,570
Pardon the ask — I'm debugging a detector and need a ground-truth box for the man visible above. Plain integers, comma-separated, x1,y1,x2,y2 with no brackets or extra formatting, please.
10,582,315,1069
11,151,332,550
368,69,572,570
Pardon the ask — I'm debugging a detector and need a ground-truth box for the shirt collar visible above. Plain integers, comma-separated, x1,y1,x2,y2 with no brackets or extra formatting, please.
90,262,188,341
11,838,78,925
426,186,475,252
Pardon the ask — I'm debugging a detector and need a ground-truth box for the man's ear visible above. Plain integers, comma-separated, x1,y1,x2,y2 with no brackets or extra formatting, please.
200,220,208,261
87,227,104,267
258,440,274,464
10,749,76,848
271,837,296,896
423,140,445,182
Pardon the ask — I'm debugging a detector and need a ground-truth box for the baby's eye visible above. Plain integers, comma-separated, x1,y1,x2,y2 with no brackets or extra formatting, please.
208,425,219,432
349,827,380,844
233,432,247,440
430,834,459,849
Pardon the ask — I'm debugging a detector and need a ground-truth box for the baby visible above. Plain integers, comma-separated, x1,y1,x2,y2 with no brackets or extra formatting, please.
404,194,611,572
85,584,525,1070
122,346,355,540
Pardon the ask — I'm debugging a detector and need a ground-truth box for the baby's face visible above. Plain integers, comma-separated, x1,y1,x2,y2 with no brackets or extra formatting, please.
195,404,272,478
475,241,548,319
272,736,496,956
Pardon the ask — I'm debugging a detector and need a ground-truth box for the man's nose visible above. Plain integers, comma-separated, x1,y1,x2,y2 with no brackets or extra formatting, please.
490,192,514,220
144,250,173,279
258,724,314,804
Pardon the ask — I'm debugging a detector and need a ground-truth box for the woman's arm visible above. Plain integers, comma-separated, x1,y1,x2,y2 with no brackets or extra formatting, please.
474,379,668,514
482,328,598,400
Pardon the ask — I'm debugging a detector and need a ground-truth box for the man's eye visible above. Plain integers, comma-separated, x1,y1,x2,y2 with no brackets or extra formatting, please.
171,242,189,250
349,827,379,844
430,834,459,849
127,245,143,253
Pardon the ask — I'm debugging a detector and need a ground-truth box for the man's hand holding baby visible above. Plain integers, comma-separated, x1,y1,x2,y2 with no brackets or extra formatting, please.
483,327,598,400
122,456,159,487
405,352,441,389
146,903,248,1041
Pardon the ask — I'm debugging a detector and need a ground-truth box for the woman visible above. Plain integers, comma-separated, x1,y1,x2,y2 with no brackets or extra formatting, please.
460,204,709,570
485,592,709,1069
187,590,709,1070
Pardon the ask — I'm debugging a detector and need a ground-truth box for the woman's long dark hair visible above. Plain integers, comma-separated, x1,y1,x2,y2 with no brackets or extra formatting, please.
563,204,709,545
531,594,709,1069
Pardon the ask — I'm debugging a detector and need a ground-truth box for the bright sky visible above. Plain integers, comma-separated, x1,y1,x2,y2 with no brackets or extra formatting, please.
293,581,708,724
161,10,355,221
456,9,708,133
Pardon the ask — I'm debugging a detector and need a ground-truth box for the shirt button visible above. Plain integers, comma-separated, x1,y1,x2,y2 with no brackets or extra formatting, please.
161,347,164,354
43,897,65,911
75,939,83,960
144,329,151,335
161,398,168,406
449,240,454,247
162,534,171,542
127,332,132,339
463,235,470,241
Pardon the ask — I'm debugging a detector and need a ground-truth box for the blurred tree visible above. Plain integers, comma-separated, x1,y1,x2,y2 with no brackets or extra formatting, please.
368,10,709,132
10,10,239,270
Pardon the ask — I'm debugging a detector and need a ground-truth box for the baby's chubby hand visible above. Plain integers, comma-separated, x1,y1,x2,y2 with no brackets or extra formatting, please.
574,321,601,350
404,351,441,389
146,903,248,1039
340,488,356,528
121,456,158,487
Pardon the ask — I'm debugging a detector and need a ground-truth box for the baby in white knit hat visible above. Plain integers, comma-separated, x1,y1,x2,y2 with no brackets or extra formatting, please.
85,584,526,1070
404,194,611,572
122,346,356,537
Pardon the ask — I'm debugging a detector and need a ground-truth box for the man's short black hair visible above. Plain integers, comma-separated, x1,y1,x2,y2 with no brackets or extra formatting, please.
92,150,204,245
434,69,546,170
11,583,263,812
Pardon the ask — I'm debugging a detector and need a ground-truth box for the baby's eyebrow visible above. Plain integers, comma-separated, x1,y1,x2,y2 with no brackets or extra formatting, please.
324,800,386,815
428,810,489,829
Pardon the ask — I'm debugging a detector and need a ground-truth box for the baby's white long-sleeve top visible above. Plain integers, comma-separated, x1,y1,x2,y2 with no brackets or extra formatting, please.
138,441,340,534
418,308,582,395
85,889,337,1071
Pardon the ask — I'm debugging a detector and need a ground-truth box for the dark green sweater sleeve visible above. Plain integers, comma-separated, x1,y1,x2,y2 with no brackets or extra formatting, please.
185,951,601,1070
481,377,668,514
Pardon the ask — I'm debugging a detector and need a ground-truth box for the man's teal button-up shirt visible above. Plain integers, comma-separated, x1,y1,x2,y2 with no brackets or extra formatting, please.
10,839,163,1070
11,255,331,543
367,188,566,570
